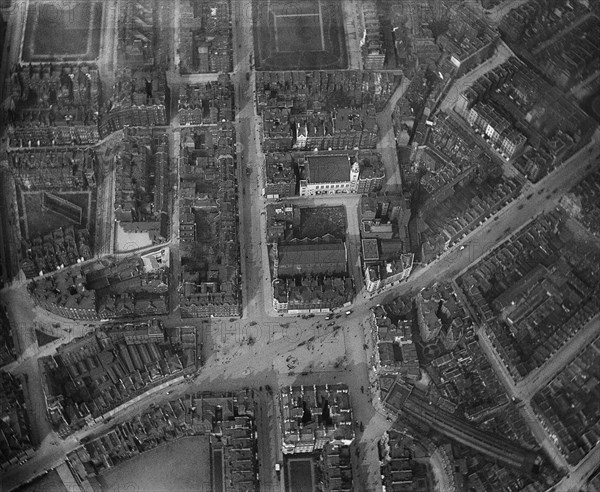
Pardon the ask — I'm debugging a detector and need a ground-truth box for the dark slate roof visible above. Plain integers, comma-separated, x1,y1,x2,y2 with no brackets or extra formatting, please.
307,154,350,183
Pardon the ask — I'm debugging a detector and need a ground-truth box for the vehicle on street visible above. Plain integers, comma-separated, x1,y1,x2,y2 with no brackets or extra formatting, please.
345,310,352,316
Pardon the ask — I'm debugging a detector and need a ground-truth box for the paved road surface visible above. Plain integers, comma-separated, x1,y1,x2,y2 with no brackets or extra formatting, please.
1,312,371,491
515,314,600,402
233,0,271,321
3,2,600,490
5,111,599,492
439,41,514,113
483,0,530,25
555,444,600,491
341,0,363,70
377,76,411,192
359,130,600,311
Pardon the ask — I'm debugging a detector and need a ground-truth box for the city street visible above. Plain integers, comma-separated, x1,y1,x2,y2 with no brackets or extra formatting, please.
476,311,600,474
377,76,411,192
341,0,363,69
232,0,272,320
0,0,26,115
3,2,600,491
361,128,600,311
167,122,181,315
439,41,515,113
97,0,118,87
1,309,377,491
0,167,19,283
556,444,600,492
4,75,599,492
514,314,600,402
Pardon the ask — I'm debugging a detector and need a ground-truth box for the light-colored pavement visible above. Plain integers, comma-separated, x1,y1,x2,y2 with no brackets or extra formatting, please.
430,448,454,492
341,0,363,70
0,167,19,284
362,128,600,310
0,311,370,491
168,125,181,315
0,0,27,111
570,70,600,101
515,314,600,401
477,312,600,405
179,73,222,84
439,41,514,113
555,444,600,492
439,136,600,478
0,0,28,282
1,284,40,361
97,0,117,88
0,287,61,452
5,82,599,492
4,2,600,491
478,313,600,476
531,12,595,56
519,400,570,471
233,0,271,321
476,328,569,471
377,76,411,192
483,0,530,25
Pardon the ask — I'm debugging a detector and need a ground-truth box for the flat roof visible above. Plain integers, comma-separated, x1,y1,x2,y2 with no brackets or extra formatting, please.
362,239,380,261
380,239,404,259
307,154,350,183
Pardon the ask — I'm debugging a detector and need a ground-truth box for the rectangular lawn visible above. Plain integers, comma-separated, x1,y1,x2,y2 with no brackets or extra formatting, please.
22,2,102,61
288,458,315,492
276,14,323,52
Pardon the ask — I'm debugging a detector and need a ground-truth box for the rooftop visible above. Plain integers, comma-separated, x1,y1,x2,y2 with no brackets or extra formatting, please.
307,154,350,183
362,239,380,262
278,240,347,277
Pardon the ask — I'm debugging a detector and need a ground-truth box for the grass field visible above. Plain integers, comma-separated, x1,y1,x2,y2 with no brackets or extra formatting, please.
276,14,323,53
253,0,347,70
287,457,315,492
22,1,102,62
98,436,212,492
